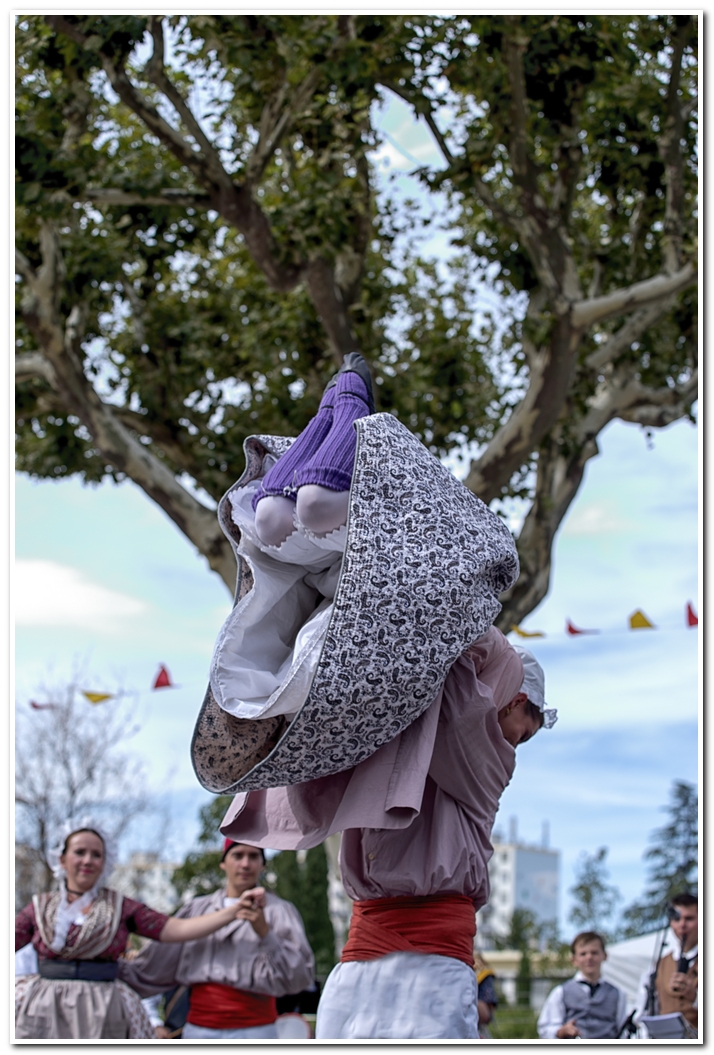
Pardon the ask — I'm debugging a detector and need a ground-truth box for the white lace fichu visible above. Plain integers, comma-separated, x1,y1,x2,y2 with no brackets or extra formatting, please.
46,818,118,953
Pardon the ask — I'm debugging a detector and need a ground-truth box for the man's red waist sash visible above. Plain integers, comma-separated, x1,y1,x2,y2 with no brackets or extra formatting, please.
340,893,476,967
187,982,277,1029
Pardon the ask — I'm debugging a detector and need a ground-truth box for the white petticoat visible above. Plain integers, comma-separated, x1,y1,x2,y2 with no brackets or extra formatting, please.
210,476,347,721
315,952,479,1040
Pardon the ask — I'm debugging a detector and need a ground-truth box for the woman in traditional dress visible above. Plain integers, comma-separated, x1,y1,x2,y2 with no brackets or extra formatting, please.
15,821,268,1039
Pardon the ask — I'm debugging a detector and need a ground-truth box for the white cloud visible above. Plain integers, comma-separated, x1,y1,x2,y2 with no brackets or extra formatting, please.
14,559,147,630
562,501,629,537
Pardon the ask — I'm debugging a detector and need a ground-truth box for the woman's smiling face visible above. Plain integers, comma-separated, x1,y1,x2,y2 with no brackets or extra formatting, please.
60,829,105,893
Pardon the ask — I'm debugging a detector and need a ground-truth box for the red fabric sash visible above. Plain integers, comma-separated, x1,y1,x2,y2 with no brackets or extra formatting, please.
187,982,277,1029
340,894,476,967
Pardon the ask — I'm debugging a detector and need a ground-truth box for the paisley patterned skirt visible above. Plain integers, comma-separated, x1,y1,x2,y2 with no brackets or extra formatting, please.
193,412,519,796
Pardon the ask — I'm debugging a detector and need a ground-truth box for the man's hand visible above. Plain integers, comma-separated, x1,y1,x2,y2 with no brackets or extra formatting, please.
234,886,269,938
155,1025,173,1039
556,1018,580,1038
667,971,697,1002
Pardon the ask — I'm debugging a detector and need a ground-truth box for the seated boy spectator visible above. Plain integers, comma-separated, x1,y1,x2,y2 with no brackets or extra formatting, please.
537,931,627,1039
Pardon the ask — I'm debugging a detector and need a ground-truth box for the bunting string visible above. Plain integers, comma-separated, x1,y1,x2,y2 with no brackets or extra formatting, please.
26,600,698,715
511,600,698,639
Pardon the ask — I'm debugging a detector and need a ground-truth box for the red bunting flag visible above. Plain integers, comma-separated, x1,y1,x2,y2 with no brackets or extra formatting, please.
686,602,698,627
29,700,60,711
566,619,600,635
152,665,174,690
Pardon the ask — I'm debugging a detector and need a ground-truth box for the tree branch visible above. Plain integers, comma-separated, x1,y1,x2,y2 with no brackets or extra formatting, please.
16,221,236,590
465,315,581,504
585,302,675,371
503,18,541,197
382,78,525,247
81,187,212,208
45,17,218,188
612,370,698,427
658,16,693,273
143,16,232,191
242,16,356,185
572,263,696,330
46,16,303,295
496,434,600,630
304,257,362,363
15,351,59,387
382,80,455,166
15,248,36,284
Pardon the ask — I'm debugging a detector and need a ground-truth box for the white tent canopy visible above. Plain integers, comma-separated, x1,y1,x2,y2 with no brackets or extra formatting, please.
600,928,674,1011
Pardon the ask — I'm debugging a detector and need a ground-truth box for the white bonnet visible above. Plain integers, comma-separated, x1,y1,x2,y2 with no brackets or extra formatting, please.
511,646,558,729
47,817,118,886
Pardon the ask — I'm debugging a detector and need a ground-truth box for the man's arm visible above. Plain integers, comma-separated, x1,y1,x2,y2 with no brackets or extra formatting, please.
426,628,524,813
117,902,192,997
537,984,569,1039
245,898,315,997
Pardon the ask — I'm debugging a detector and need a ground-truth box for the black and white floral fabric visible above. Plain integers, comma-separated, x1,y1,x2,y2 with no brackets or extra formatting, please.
192,413,519,794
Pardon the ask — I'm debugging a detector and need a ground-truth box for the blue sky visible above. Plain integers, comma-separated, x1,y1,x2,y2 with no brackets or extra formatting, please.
14,416,700,932
12,62,700,936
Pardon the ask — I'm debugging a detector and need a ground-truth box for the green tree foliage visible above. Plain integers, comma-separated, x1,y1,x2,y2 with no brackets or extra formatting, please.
171,795,232,897
494,907,539,1004
620,780,698,937
15,15,697,625
270,847,336,978
568,846,622,942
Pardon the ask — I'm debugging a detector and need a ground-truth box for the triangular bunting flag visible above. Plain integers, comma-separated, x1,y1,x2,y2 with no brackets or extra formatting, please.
152,665,173,689
566,619,600,635
629,609,655,629
29,700,59,711
82,692,114,705
511,625,546,638
686,602,698,627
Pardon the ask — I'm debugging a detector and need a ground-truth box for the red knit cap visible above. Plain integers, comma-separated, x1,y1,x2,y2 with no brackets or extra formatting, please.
221,839,265,863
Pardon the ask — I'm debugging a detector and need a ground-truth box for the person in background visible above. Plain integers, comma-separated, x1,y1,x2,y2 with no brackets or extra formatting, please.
634,892,698,1035
474,951,498,1038
119,839,314,1040
15,823,261,1040
537,931,627,1039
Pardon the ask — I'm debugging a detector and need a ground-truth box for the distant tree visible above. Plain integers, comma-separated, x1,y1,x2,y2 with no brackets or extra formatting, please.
568,846,622,942
270,847,336,978
620,780,698,937
15,670,151,906
495,907,540,1004
171,794,232,897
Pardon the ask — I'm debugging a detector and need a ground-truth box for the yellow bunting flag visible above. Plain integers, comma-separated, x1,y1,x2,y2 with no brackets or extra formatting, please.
82,692,114,705
628,610,655,630
511,625,546,638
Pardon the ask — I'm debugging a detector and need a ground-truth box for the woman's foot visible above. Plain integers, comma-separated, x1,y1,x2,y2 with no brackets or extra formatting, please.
339,352,375,414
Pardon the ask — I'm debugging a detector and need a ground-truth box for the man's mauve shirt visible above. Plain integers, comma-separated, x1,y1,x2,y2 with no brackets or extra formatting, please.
222,627,523,910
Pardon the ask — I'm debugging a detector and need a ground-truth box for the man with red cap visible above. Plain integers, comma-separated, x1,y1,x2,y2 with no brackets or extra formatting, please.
119,840,314,1039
